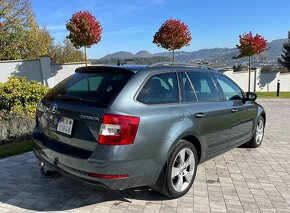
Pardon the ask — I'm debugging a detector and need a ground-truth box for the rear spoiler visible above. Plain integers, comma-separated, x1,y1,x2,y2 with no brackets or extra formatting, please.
75,66,140,74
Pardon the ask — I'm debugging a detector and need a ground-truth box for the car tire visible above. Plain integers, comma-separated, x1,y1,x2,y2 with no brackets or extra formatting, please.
245,116,265,148
162,140,198,198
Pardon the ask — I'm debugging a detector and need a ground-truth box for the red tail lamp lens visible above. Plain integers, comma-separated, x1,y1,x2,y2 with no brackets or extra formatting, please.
98,114,140,145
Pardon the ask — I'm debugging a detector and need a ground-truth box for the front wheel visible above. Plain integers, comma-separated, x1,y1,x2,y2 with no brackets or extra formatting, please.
163,140,198,198
245,116,265,148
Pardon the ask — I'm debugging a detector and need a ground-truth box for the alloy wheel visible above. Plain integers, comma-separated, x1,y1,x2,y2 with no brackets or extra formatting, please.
255,119,264,145
171,148,195,192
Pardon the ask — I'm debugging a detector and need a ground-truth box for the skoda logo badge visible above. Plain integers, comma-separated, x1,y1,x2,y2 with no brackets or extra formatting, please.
51,104,58,114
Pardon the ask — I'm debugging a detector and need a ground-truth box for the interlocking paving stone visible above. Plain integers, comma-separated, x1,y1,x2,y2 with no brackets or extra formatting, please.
0,99,290,212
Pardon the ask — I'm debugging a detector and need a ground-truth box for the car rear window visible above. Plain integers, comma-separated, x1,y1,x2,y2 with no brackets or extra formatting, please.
43,72,133,107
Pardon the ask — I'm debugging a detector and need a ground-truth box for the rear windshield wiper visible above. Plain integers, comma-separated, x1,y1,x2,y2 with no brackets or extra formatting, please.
56,94,97,103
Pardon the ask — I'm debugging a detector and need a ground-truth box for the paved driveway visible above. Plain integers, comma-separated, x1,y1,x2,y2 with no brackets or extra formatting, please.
0,99,290,213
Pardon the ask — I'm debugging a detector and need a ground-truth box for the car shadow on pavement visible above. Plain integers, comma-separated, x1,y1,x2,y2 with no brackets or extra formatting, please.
0,154,168,211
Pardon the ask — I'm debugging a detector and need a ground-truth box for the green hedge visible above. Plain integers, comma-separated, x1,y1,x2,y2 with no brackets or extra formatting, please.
0,76,48,143
0,76,48,118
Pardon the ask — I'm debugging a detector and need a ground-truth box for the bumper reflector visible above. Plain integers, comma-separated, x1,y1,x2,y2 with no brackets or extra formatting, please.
88,172,129,179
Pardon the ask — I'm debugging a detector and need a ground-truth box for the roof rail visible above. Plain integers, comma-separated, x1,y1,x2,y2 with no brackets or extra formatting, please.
215,67,232,72
149,61,213,70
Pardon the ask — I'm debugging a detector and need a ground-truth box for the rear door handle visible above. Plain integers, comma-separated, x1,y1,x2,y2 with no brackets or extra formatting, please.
194,112,204,118
231,108,238,113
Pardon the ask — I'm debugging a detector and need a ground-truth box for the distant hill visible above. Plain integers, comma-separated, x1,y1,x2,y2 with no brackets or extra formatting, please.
100,38,287,66
102,51,134,59
102,50,153,59
135,50,152,58
260,39,286,60
91,56,171,66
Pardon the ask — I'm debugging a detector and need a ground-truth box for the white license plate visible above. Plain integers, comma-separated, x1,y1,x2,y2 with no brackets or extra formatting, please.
57,116,74,135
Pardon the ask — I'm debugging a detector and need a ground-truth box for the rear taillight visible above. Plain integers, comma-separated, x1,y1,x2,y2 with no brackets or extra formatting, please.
98,114,140,145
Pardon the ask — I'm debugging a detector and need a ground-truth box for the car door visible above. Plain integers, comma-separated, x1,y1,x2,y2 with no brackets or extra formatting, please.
136,72,184,139
214,74,256,145
183,72,233,157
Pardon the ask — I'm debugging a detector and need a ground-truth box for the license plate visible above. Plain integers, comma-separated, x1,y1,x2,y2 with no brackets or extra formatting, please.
57,116,74,135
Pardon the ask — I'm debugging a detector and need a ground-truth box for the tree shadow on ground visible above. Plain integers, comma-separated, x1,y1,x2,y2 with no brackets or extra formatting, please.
0,152,168,212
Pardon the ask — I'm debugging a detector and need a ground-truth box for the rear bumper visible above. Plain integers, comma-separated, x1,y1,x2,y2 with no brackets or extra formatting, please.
32,131,163,190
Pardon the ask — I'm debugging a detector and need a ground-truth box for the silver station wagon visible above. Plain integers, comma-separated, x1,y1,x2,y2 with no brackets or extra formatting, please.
32,62,265,198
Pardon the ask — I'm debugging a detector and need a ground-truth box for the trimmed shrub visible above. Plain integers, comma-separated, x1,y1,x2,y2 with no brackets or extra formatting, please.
0,76,48,143
0,76,48,118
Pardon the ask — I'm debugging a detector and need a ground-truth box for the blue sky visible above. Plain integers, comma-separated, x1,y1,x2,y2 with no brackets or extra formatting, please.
31,0,290,59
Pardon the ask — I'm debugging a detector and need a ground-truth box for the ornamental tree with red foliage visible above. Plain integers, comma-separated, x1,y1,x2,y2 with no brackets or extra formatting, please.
153,18,192,61
234,31,267,93
66,11,102,65
235,31,267,58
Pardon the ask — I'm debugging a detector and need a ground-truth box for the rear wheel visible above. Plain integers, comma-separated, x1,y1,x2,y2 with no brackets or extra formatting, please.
162,140,198,198
245,116,265,148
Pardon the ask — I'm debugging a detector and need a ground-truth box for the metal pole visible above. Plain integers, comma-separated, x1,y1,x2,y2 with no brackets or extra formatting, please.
248,56,251,94
84,46,87,66
277,80,280,97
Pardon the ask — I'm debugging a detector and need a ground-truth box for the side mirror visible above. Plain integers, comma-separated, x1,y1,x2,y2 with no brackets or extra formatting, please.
245,92,257,101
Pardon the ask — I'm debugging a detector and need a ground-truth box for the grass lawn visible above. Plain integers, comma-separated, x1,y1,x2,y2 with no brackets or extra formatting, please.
0,140,33,159
256,92,290,99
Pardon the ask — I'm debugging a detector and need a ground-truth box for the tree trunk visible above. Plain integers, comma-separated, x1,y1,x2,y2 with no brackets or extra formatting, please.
84,46,87,66
248,56,251,94
172,49,175,62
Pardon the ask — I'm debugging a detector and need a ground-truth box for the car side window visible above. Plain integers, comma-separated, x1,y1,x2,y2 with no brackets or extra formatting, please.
178,72,197,102
137,73,179,104
187,72,220,102
215,75,243,100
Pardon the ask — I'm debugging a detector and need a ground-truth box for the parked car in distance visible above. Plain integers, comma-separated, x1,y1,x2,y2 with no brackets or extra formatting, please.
32,62,266,198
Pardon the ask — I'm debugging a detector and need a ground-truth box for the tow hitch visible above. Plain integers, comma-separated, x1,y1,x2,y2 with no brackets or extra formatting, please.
39,162,57,178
